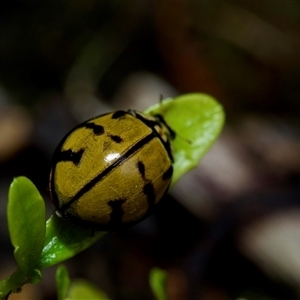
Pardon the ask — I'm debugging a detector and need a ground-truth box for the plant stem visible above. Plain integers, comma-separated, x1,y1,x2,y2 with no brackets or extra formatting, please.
0,268,29,300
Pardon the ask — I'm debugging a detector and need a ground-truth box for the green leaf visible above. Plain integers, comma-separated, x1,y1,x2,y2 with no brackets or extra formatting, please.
68,280,110,300
38,214,106,269
149,268,167,300
56,265,110,300
56,265,71,300
7,176,46,277
145,93,225,185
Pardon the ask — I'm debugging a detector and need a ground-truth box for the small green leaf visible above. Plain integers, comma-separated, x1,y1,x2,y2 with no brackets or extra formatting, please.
38,214,106,269
149,268,167,300
68,280,110,300
7,176,46,276
55,266,110,300
56,265,71,300
145,93,225,185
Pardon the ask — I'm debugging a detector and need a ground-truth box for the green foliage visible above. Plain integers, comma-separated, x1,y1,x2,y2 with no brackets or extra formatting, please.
149,268,168,300
38,215,105,269
68,280,110,299
0,93,224,299
8,177,45,279
56,265,110,300
145,93,225,185
56,265,70,300
0,177,46,299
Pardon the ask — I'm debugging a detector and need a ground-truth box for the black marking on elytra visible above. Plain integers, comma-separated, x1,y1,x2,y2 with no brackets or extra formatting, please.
60,132,156,211
84,122,105,135
162,140,174,162
137,161,146,178
109,134,123,143
130,111,159,129
128,110,174,163
108,198,126,225
143,182,156,206
162,165,173,180
112,110,127,119
154,114,176,140
56,148,84,166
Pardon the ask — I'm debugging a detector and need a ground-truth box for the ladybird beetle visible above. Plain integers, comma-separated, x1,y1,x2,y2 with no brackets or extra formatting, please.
49,110,175,230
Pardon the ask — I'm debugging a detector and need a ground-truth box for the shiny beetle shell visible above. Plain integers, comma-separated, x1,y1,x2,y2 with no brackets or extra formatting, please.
49,110,175,230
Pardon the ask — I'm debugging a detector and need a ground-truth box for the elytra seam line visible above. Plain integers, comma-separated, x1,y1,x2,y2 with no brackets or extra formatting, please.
60,132,155,211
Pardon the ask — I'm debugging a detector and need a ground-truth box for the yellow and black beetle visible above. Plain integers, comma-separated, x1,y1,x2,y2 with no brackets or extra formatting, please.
49,110,175,230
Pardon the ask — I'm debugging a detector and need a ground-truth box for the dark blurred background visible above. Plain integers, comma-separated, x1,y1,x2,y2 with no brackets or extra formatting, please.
1,1,300,299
